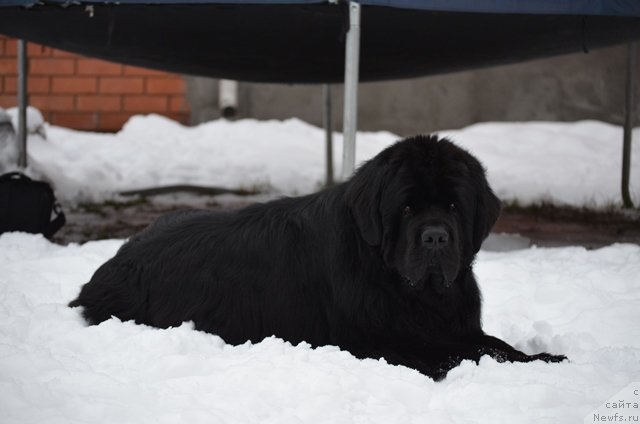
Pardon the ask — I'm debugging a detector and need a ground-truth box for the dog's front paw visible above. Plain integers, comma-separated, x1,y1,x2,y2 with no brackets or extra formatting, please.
479,347,511,363
530,352,568,363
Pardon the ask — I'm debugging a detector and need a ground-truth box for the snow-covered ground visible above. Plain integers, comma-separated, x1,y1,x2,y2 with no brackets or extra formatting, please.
3,108,638,207
1,233,638,423
1,111,639,422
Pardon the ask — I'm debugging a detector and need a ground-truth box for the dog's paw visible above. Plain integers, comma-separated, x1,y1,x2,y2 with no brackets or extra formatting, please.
530,352,568,363
481,348,509,363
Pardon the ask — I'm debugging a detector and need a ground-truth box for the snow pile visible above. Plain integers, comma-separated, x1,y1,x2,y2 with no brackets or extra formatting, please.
22,115,396,203
1,233,638,423
0,108,18,172
440,121,640,208
8,112,638,207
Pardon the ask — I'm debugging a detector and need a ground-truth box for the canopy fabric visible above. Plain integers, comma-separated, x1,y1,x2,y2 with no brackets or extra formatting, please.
2,0,640,17
0,1,639,82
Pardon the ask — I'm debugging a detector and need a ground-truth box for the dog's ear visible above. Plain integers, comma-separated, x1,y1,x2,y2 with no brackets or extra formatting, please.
343,156,390,246
472,184,501,253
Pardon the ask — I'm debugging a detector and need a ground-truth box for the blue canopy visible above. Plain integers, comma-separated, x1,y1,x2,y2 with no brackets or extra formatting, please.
1,0,639,82
2,0,640,16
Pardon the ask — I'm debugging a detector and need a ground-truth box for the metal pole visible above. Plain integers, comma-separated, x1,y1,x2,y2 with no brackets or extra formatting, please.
323,84,334,187
341,1,361,180
622,42,636,209
17,39,28,169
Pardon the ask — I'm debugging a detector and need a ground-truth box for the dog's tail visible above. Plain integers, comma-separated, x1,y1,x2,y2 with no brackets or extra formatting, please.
68,258,147,325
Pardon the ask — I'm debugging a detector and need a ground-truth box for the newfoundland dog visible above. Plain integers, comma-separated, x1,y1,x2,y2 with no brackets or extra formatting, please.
70,135,566,380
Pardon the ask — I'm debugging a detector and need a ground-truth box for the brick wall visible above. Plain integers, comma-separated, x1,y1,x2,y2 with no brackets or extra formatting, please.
0,36,190,132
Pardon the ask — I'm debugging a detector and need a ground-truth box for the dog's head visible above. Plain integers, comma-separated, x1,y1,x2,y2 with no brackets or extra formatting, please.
344,135,500,294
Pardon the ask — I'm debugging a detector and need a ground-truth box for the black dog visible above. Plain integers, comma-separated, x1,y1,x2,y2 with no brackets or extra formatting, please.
70,135,565,379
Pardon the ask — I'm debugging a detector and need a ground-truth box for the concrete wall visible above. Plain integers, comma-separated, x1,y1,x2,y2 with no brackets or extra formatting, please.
184,44,639,136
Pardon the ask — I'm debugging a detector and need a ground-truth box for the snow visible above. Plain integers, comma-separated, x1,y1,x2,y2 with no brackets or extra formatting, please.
440,121,640,208
2,111,637,207
1,233,638,423
0,108,18,172
5,106,46,137
0,111,638,421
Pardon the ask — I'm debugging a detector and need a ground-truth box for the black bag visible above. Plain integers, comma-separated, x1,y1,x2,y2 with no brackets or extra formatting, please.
0,172,66,238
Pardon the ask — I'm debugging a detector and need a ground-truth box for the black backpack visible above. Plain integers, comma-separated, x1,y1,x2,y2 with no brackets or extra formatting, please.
0,172,66,238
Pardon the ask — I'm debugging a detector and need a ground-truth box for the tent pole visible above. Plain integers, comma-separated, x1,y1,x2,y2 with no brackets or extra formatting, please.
341,1,360,180
622,42,636,209
323,84,334,187
17,39,28,169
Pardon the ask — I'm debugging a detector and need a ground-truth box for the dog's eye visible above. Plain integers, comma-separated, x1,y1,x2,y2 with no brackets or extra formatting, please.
402,206,412,217
449,203,457,212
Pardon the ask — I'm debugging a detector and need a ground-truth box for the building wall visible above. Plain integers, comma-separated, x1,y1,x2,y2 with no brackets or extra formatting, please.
186,43,639,136
1,33,637,135
0,35,189,131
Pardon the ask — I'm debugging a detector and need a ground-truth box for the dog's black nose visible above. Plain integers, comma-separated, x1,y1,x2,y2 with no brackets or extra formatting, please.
421,226,449,249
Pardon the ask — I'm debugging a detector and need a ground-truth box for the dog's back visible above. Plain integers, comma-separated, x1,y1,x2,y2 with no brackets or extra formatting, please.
68,200,337,345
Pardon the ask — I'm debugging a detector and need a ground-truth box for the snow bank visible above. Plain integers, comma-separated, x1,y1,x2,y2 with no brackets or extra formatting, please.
14,113,639,207
1,233,638,423
440,121,640,208
23,116,396,203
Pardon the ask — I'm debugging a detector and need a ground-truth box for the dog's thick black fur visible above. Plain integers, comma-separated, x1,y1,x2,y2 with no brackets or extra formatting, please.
70,135,565,379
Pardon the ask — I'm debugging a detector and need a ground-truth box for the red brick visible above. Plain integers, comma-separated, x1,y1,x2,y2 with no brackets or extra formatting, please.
50,112,98,130
33,77,52,94
169,95,189,113
30,95,75,112
77,59,123,76
42,111,54,123
99,77,144,94
123,95,168,113
52,49,78,58
28,43,53,57
0,39,5,56
30,58,75,75
4,39,17,56
4,76,16,93
145,77,185,95
0,95,16,108
52,77,97,94
99,113,133,131
76,95,122,112
168,112,189,124
4,76,51,94
123,65,169,77
0,58,17,76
